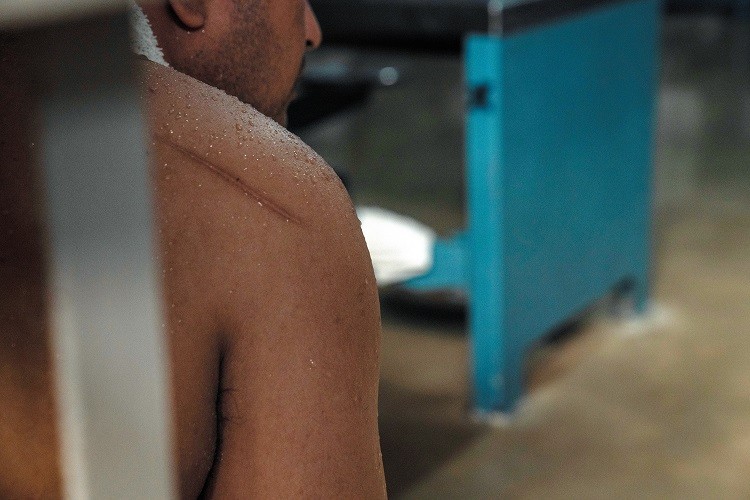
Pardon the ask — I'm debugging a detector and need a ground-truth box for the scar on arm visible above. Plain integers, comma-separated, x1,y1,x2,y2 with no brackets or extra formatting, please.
156,135,302,225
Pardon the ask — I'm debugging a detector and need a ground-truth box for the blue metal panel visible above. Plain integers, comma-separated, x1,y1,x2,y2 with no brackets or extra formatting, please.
400,0,658,413
501,0,658,341
465,0,659,413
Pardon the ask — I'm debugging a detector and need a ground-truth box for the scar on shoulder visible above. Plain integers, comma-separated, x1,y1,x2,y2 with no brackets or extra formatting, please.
156,135,302,225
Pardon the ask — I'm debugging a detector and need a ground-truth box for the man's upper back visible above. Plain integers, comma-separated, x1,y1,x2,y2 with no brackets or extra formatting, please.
145,60,385,498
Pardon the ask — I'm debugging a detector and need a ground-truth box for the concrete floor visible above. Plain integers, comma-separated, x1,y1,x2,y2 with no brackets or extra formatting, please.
300,15,750,499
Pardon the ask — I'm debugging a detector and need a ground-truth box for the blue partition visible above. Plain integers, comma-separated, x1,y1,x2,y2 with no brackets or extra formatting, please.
406,0,660,414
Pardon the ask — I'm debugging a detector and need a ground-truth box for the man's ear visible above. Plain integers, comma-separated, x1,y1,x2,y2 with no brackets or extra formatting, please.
168,0,206,29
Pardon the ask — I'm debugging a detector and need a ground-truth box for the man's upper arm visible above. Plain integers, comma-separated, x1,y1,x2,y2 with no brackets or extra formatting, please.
205,157,385,498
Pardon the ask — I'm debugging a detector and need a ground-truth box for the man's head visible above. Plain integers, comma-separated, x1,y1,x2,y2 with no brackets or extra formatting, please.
140,0,322,125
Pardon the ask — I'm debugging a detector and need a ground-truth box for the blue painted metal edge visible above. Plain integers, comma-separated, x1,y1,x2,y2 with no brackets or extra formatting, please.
403,232,469,290
465,34,507,413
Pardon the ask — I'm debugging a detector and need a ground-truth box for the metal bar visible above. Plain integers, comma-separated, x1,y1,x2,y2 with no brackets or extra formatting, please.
308,0,492,50
403,233,469,290
500,0,634,35
465,35,507,414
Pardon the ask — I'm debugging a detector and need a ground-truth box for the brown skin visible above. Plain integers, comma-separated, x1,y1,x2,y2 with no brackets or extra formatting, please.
1,0,385,497
148,61,385,498
142,1,384,496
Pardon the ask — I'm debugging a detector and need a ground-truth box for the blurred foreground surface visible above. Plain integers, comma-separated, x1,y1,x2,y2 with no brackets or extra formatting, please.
300,15,750,498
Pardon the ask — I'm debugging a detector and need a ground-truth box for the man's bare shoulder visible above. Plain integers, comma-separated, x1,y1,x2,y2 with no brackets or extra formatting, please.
139,58,374,315
139,59,353,230
139,59,384,498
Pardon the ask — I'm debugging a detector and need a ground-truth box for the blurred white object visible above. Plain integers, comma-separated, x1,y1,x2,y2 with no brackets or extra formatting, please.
357,206,436,286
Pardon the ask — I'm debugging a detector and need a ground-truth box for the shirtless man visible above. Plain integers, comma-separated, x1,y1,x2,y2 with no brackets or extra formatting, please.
0,0,385,497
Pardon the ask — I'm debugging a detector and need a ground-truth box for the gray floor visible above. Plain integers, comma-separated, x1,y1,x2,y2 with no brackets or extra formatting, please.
300,15,750,499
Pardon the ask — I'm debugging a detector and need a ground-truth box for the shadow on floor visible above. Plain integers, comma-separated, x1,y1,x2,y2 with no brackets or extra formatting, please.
377,295,480,496
376,288,619,497
379,380,484,497
380,290,466,330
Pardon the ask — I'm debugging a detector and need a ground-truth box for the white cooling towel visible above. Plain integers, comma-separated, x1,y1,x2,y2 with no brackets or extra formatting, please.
128,1,169,67
356,206,436,286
